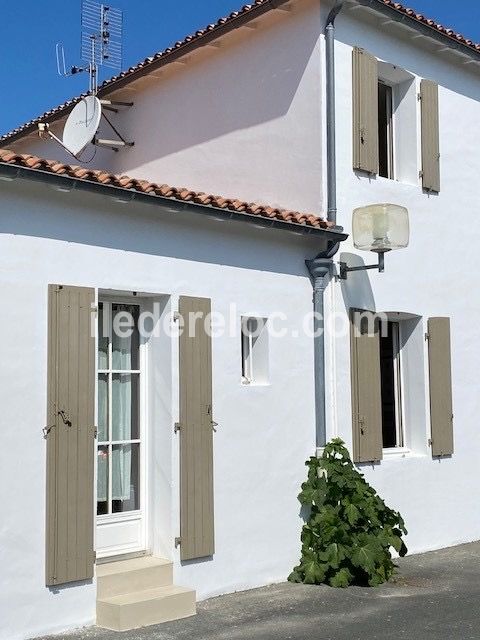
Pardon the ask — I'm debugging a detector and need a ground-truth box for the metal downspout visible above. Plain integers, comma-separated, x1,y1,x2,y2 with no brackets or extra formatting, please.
306,256,334,448
325,0,344,225
307,1,345,448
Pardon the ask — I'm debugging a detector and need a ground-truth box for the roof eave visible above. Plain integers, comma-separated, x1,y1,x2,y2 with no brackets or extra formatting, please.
0,161,348,241
357,0,480,63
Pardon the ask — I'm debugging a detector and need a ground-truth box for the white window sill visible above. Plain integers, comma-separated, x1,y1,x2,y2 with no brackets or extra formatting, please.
382,447,428,459
383,447,411,457
315,447,427,461
241,381,271,388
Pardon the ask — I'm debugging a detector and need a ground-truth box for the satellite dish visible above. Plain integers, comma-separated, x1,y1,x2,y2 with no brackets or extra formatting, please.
62,95,102,158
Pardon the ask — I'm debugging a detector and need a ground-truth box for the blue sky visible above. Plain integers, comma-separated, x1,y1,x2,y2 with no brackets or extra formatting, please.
1,0,480,137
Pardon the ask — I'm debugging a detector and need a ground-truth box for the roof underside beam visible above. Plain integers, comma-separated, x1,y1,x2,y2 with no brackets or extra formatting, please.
350,0,480,63
0,161,348,242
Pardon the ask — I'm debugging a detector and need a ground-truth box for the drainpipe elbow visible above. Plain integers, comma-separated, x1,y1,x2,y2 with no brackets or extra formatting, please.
325,1,345,30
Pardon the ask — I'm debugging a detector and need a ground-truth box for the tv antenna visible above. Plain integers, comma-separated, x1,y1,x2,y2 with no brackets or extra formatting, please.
39,1,134,160
57,0,123,95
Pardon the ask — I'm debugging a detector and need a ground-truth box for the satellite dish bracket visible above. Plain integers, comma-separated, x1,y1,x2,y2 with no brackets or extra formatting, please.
38,123,78,158
93,104,134,151
38,98,134,159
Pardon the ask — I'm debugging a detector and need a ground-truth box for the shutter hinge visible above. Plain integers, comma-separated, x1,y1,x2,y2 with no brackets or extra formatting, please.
173,311,181,322
418,92,422,101
174,422,181,434
43,425,55,439
425,332,429,341
175,537,182,548
419,170,424,178
94,426,98,439
428,438,433,447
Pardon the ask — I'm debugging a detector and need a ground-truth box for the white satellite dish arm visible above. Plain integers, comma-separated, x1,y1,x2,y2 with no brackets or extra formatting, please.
38,123,83,160
38,97,134,161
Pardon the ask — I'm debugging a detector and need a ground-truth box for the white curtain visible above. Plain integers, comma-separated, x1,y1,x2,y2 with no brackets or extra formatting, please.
97,373,135,504
112,445,133,503
112,375,133,501
112,304,137,370
97,375,108,442
97,304,139,507
97,448,108,503
96,445,134,505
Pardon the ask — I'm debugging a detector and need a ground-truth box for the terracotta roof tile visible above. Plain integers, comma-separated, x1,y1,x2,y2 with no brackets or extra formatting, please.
0,149,331,232
1,0,479,145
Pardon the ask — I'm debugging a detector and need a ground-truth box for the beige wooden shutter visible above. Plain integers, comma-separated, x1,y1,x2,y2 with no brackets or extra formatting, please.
46,285,96,586
427,317,454,456
420,80,440,192
353,47,379,174
178,296,214,560
350,311,383,463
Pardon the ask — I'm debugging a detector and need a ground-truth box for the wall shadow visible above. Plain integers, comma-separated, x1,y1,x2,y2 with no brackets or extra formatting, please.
0,182,323,277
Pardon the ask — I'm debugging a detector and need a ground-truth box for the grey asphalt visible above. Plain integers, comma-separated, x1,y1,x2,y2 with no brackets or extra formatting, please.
37,541,480,640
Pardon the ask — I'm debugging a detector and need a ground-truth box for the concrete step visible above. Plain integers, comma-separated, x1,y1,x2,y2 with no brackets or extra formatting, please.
97,584,197,631
96,556,173,599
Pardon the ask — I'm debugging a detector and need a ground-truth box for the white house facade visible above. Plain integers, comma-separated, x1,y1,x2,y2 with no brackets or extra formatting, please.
1,0,480,638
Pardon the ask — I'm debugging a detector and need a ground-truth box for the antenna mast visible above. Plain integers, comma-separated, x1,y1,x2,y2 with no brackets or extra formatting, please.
41,1,134,160
56,1,123,95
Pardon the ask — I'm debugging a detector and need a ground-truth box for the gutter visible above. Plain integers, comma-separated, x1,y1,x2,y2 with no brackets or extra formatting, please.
357,0,480,63
0,161,348,242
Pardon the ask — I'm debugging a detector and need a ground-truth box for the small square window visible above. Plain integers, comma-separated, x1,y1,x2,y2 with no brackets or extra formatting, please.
241,317,269,385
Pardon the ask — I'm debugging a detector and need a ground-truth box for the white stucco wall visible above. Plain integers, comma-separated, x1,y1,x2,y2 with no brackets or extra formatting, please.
321,3,480,553
4,1,480,637
0,179,321,640
13,0,324,215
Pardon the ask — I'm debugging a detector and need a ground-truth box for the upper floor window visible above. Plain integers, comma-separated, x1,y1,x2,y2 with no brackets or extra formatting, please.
353,47,440,191
378,81,394,180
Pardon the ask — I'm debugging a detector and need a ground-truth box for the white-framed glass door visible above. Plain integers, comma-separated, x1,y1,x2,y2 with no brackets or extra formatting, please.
96,300,146,559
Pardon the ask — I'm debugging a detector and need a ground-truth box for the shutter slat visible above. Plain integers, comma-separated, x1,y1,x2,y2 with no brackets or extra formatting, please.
179,296,215,560
428,317,453,456
350,311,383,463
353,47,379,174
421,80,440,192
46,285,95,586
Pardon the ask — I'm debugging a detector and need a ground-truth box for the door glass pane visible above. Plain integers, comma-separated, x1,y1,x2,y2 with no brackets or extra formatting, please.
112,444,140,513
112,304,140,370
98,303,109,370
112,374,140,441
97,446,109,515
98,374,109,442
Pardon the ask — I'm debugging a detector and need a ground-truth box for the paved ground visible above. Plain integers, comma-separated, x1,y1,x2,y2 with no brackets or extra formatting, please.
39,542,480,640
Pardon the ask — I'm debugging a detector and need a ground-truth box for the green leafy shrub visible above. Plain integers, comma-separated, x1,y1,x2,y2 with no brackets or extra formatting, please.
289,438,407,588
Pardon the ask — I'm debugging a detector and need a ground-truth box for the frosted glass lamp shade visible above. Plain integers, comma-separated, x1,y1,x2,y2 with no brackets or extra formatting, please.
352,203,409,253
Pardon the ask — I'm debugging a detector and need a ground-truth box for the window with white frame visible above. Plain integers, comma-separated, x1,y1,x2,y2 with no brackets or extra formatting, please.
241,316,269,385
97,302,142,516
379,321,404,449
378,81,394,180
378,62,418,185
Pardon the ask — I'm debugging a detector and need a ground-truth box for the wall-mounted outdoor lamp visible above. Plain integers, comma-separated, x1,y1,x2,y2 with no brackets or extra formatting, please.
339,203,410,279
